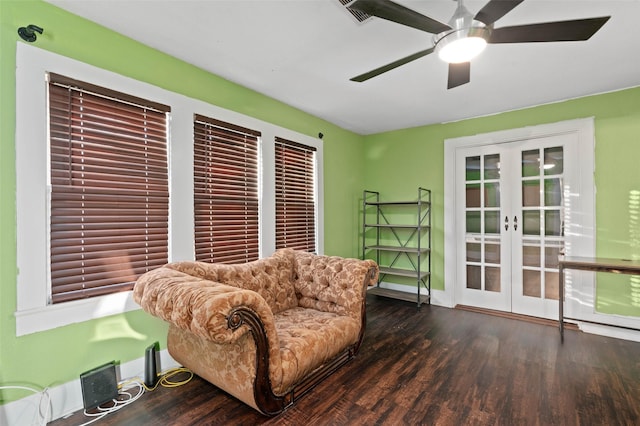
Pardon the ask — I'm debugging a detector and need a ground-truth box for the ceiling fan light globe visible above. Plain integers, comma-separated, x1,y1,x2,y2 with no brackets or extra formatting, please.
437,36,487,63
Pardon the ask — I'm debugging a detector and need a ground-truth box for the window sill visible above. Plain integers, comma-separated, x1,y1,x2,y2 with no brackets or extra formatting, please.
14,291,139,336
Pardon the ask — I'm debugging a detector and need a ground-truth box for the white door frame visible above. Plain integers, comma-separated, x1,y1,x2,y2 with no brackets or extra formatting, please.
443,118,596,320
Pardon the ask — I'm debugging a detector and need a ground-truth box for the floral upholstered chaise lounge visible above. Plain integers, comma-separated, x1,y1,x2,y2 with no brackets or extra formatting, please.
133,248,378,415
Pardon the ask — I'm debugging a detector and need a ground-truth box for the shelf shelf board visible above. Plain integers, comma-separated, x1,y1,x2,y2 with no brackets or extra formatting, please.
365,245,430,254
365,201,431,207
379,267,430,279
364,224,430,230
367,286,430,305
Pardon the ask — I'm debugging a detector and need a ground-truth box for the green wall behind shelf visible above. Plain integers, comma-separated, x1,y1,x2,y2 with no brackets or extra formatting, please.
363,85,640,318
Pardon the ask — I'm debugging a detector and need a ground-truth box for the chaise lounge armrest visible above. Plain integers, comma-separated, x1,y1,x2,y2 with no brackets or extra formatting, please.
133,265,278,346
292,250,378,320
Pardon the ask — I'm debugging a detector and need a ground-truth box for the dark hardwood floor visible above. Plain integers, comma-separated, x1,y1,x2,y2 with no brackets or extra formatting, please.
52,295,640,425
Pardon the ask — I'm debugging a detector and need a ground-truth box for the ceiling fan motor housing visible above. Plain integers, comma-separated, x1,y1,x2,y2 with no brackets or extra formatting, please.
434,1,490,63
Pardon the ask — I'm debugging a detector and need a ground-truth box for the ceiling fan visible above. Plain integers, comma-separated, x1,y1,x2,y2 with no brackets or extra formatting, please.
348,0,610,88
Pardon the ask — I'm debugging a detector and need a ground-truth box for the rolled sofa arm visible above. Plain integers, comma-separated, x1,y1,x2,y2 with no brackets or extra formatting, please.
292,251,379,319
133,265,278,345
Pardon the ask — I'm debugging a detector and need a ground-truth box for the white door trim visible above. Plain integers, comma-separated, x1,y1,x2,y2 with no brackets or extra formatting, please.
444,118,596,315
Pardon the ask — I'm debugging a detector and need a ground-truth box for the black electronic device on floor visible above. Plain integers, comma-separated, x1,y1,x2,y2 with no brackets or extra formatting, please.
80,361,118,410
144,341,160,388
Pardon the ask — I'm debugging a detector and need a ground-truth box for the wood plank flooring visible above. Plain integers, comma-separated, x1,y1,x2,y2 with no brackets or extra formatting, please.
51,295,640,425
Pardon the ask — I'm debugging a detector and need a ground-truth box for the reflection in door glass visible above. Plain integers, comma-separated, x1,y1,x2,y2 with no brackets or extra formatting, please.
466,242,481,262
523,210,540,235
484,154,500,179
523,245,541,267
466,156,481,181
544,146,564,175
484,182,501,207
466,211,481,233
466,183,481,208
484,211,500,234
522,150,540,177
485,242,500,263
485,266,501,292
544,178,562,206
545,246,560,269
545,271,560,300
467,265,481,290
545,210,562,236
523,269,541,297
522,180,540,207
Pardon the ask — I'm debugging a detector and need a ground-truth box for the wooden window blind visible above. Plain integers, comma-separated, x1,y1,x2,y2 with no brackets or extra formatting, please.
193,114,260,264
48,73,170,304
275,137,317,253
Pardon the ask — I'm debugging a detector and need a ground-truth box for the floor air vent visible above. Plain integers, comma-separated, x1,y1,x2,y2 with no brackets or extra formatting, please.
339,0,372,23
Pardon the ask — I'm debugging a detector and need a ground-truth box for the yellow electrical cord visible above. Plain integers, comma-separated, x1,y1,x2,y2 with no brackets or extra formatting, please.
119,367,194,392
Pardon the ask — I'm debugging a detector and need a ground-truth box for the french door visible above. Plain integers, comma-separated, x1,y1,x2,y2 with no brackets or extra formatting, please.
455,133,576,319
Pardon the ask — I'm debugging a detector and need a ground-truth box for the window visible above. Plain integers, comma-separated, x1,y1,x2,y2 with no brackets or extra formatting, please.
275,137,317,252
193,114,260,263
48,73,170,303
16,43,322,335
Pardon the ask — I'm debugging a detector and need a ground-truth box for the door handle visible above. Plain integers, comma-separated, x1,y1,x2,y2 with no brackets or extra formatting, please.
514,216,518,231
504,215,509,231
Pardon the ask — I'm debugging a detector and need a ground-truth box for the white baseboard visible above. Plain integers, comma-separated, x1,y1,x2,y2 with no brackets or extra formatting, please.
369,281,454,308
0,349,178,425
577,322,640,342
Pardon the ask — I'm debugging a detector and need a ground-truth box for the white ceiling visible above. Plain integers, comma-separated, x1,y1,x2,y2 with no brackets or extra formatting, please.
45,0,640,135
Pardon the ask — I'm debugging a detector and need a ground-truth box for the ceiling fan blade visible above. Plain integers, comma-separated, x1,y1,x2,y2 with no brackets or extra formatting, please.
448,62,470,89
351,47,435,82
348,0,451,34
489,17,610,43
474,0,525,26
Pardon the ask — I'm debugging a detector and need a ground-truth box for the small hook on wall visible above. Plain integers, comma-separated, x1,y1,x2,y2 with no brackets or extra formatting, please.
18,24,44,42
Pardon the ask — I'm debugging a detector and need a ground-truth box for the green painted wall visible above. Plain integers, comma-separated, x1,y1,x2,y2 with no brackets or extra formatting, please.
0,0,364,403
363,86,640,317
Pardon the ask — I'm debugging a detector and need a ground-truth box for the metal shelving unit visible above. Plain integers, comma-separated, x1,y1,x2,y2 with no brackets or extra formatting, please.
362,188,431,307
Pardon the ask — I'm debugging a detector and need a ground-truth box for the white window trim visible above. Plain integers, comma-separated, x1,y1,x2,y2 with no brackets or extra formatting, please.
15,42,323,336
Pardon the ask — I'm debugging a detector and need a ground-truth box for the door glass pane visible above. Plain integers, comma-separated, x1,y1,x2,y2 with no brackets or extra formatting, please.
544,146,564,175
523,210,540,235
522,180,540,207
485,242,500,264
484,154,500,179
466,183,481,207
466,211,481,233
523,245,540,267
544,178,562,206
485,266,501,292
545,210,562,236
467,265,481,290
485,182,500,207
466,156,480,181
522,150,540,177
484,182,500,207
523,269,541,297
545,246,560,269
545,271,559,300
467,242,481,262
484,211,500,234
